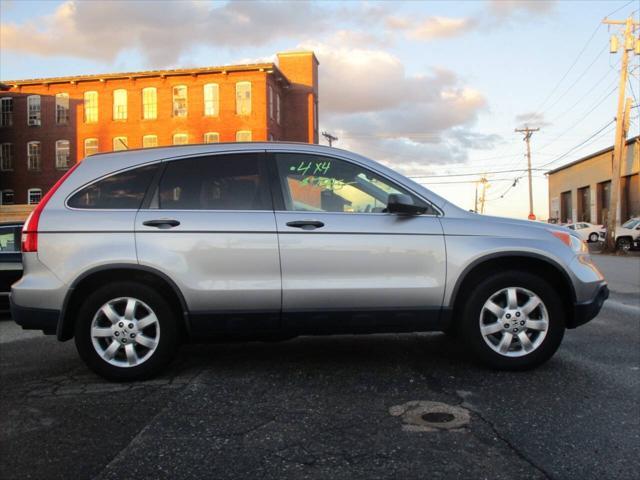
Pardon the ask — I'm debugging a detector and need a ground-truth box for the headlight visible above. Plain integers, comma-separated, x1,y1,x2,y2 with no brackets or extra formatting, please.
549,230,588,253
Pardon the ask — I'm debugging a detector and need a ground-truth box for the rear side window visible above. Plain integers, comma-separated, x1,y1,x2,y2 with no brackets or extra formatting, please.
68,164,158,209
158,154,271,210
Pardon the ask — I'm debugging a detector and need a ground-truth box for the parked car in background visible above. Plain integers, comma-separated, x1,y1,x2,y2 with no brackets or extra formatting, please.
10,144,609,380
0,222,23,315
613,217,640,251
565,222,605,243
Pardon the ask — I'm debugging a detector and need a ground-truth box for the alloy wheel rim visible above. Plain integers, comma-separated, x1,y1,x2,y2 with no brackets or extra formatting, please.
90,297,160,368
479,287,549,358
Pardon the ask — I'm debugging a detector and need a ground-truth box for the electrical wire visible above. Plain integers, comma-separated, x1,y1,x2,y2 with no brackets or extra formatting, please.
605,0,636,18
407,168,545,179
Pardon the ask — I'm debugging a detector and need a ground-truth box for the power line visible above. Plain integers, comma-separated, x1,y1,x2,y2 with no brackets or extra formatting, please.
407,168,544,179
605,0,636,18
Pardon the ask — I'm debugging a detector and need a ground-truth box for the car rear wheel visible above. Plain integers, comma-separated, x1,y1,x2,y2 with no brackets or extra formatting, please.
589,232,599,243
74,282,178,381
460,271,565,370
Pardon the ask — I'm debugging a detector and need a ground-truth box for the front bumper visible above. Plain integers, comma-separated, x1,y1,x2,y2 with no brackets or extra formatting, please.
10,295,59,335
567,283,609,329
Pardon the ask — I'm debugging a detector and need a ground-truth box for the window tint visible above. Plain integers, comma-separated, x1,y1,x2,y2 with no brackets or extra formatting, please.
0,226,19,252
159,154,270,211
68,164,158,209
275,153,434,215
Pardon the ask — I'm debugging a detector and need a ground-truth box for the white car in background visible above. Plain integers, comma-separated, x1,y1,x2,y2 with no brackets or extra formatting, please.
566,222,604,243
613,218,640,251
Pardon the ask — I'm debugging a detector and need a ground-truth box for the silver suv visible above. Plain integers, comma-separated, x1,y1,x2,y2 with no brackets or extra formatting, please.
11,143,609,380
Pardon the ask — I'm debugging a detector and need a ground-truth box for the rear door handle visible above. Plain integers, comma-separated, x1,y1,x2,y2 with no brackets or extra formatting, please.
143,219,180,229
286,220,325,230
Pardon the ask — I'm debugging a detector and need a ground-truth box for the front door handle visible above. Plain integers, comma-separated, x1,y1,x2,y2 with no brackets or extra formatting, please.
286,220,325,230
143,219,180,229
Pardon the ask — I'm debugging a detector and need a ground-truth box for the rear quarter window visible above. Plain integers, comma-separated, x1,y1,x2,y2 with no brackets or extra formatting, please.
67,164,158,209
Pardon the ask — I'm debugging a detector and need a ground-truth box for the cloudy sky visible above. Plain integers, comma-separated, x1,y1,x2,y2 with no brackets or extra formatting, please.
1,0,638,218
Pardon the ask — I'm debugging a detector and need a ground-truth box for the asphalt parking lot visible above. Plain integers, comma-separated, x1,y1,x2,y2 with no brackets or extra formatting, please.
1,254,638,480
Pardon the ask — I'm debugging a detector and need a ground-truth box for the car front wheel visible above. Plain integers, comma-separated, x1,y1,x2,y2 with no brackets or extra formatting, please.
589,232,599,243
74,282,178,381
460,271,565,370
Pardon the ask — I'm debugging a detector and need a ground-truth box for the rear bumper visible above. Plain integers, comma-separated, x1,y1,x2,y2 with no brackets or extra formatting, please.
568,283,609,329
10,295,59,335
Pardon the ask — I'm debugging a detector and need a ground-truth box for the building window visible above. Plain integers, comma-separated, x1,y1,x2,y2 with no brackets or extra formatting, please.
236,82,251,115
268,85,274,120
84,91,98,123
113,89,127,120
204,132,219,143
55,140,71,169
27,141,41,170
269,134,274,141
276,93,281,125
0,143,13,171
56,93,70,124
142,87,157,120
1,97,13,127
173,85,188,117
597,181,611,225
1,190,14,205
236,130,252,142
143,135,158,148
84,138,98,157
27,95,41,126
113,136,128,151
173,133,188,145
203,83,219,117
28,188,42,205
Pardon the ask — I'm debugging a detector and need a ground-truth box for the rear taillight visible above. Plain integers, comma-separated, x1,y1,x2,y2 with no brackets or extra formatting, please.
22,163,80,253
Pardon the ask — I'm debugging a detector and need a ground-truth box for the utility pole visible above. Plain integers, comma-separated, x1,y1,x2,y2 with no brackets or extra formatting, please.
515,126,539,220
321,131,338,147
478,176,489,214
602,14,639,252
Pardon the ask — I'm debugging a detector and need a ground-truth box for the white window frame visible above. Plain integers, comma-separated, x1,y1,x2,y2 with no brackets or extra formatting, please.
236,82,252,115
55,93,70,124
27,95,41,126
173,133,188,145
113,136,128,151
142,87,157,120
0,143,13,171
236,130,252,142
1,97,13,127
268,85,274,120
203,83,219,117
84,91,98,123
0,189,14,206
55,139,71,169
172,85,188,117
27,188,42,205
84,138,98,157
27,141,41,170
142,134,158,148
203,132,219,144
113,89,128,121
276,93,281,125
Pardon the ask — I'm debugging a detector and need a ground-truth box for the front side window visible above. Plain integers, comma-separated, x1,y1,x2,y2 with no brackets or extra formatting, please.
204,132,219,144
275,153,433,214
1,190,14,205
113,136,128,151
27,141,41,170
236,130,251,142
113,89,127,120
68,164,158,209
84,138,98,157
173,85,188,117
28,188,42,205
143,135,158,148
55,139,71,169
1,143,13,170
142,87,157,120
203,83,219,117
84,91,98,123
27,95,41,126
56,93,70,124
236,82,251,115
1,97,13,127
173,133,188,145
158,154,270,211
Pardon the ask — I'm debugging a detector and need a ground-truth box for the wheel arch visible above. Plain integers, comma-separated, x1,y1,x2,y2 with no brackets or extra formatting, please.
57,264,190,341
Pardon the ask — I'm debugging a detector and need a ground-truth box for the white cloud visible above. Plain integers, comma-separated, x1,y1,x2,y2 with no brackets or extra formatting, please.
488,0,557,18
515,112,551,128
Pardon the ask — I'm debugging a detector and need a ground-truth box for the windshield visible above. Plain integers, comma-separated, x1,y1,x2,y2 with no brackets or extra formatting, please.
622,220,639,229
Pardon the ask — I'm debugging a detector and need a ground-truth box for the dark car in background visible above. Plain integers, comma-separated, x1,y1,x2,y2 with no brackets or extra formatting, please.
0,222,23,315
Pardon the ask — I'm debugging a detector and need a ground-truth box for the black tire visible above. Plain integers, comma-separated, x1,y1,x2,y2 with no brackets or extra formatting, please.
74,281,179,381
588,232,599,243
616,237,632,252
459,271,565,370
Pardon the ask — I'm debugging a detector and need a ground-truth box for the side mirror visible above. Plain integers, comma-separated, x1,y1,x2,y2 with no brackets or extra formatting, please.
387,193,423,215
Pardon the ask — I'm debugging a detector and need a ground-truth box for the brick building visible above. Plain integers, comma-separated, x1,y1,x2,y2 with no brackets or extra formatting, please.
0,51,319,205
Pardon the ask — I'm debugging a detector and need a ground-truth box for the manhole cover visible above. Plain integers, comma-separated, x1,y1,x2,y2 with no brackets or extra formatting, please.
389,400,470,432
